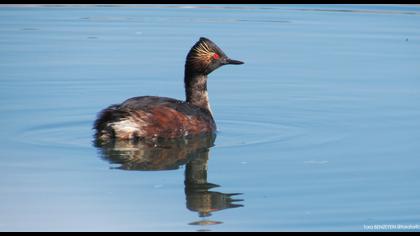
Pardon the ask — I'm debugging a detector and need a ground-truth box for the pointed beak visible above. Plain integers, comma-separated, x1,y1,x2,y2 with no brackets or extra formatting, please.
224,58,244,65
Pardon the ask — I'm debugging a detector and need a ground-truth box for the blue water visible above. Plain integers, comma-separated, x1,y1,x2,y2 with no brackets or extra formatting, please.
1,4,420,232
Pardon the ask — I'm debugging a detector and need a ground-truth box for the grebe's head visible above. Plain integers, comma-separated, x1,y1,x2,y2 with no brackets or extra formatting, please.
185,37,244,75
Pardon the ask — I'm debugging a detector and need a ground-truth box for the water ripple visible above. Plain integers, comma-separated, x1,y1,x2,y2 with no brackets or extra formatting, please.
215,119,304,148
16,118,305,150
16,120,93,150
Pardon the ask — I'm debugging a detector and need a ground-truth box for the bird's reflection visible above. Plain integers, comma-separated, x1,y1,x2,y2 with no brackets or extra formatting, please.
95,134,243,229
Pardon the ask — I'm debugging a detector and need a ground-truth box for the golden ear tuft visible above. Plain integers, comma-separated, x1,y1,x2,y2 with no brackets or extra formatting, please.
190,40,215,67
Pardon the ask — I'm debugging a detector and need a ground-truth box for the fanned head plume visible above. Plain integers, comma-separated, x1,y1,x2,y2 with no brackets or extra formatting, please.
185,37,244,75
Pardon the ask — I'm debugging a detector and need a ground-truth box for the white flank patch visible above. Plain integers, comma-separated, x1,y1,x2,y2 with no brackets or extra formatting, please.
109,119,142,138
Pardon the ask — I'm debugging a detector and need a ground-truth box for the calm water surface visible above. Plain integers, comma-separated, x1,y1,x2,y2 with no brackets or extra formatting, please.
1,4,420,232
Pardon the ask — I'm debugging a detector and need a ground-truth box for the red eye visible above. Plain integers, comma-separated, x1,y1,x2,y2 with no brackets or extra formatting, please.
212,53,220,60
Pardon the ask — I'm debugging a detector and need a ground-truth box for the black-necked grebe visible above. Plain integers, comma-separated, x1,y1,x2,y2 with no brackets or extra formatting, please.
94,37,244,142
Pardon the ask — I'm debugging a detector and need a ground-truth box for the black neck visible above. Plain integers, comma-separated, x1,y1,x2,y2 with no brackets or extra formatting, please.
184,69,212,113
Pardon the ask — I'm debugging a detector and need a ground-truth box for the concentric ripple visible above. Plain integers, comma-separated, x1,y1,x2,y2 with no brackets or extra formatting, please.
215,119,304,148
16,120,94,149
16,119,304,150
